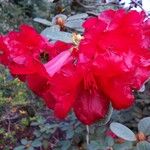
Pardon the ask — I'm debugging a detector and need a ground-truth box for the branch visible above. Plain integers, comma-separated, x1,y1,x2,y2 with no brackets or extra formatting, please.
131,0,147,14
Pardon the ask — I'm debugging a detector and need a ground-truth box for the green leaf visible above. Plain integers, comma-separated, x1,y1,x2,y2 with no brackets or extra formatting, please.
66,129,74,139
104,137,114,147
59,141,71,150
110,122,136,141
30,122,39,126
14,146,25,150
41,30,73,43
138,117,150,135
67,13,88,21
41,25,60,36
113,141,133,150
33,130,41,137
21,139,28,145
88,142,99,150
37,117,46,124
45,123,58,129
87,141,105,150
136,141,150,150
33,18,52,26
27,147,34,150
32,139,42,147
65,19,84,29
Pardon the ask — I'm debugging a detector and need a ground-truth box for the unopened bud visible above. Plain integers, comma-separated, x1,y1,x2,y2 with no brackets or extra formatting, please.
136,131,146,141
56,17,65,28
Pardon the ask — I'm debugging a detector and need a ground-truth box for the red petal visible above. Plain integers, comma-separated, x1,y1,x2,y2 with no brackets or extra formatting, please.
101,77,135,110
82,17,98,30
50,63,81,119
44,50,71,77
0,36,9,65
74,89,109,125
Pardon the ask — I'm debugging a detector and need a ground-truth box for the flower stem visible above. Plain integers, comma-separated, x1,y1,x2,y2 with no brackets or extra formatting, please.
86,125,90,145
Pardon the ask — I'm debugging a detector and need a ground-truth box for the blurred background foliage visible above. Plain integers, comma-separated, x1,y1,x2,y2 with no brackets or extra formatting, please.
0,0,150,150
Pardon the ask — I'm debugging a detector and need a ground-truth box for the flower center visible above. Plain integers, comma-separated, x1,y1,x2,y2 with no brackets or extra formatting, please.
40,52,50,64
72,33,84,46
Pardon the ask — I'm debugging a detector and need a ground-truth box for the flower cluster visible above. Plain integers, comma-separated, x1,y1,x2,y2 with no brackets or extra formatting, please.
1,9,150,125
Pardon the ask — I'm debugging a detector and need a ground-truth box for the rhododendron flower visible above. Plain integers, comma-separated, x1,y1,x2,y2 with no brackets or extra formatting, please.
0,25,52,76
0,24,73,107
1,9,150,125
79,9,150,110
48,62,109,124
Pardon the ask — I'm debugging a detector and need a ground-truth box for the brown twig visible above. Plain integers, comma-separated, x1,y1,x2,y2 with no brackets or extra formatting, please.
7,119,11,133
131,0,145,12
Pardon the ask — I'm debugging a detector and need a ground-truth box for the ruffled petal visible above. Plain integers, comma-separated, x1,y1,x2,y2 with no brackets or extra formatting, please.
0,36,8,65
102,77,134,109
50,63,81,119
74,89,109,125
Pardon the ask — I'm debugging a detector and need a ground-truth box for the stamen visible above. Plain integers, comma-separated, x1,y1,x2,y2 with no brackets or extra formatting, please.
40,52,49,63
72,33,84,46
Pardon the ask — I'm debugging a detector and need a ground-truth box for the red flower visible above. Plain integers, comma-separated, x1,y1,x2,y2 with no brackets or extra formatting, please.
0,25,52,76
0,24,110,125
26,42,73,98
45,59,109,124
0,36,8,65
79,9,150,110
1,9,150,125
0,24,74,114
